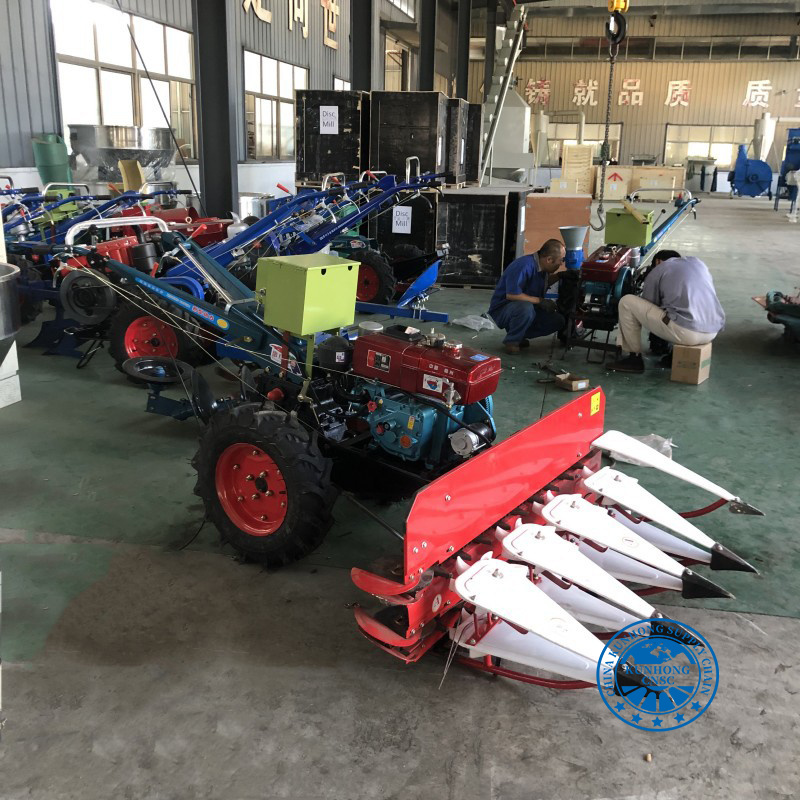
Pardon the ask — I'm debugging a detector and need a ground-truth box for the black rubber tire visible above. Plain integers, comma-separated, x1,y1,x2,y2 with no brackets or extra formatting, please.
14,258,45,325
391,243,424,262
192,402,337,566
107,296,210,374
351,248,396,304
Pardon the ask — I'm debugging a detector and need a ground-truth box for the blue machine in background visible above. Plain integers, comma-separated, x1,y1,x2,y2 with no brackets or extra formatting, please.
729,144,773,198
774,128,800,214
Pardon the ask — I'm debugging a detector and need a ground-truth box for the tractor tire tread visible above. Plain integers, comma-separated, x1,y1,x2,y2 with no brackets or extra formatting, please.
192,402,336,567
107,292,211,373
351,248,396,305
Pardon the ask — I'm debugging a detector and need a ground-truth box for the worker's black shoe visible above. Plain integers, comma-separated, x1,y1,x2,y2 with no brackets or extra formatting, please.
658,353,673,369
608,353,645,374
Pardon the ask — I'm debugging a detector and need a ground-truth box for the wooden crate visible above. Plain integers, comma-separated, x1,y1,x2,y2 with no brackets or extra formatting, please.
594,166,633,200
562,144,595,196
550,178,579,195
631,166,685,197
524,193,592,256
637,176,676,202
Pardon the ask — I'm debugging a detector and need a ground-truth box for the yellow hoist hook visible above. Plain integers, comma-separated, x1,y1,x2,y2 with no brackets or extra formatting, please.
608,0,629,12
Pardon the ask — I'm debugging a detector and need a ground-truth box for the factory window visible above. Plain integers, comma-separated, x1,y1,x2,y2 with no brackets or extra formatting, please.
664,125,753,169
387,0,415,20
546,123,622,167
654,38,684,60
385,34,411,91
334,78,352,91
49,0,196,158
521,35,798,62
244,50,308,161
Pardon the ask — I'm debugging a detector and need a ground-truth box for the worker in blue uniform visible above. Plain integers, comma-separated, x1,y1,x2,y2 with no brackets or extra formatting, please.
488,239,567,354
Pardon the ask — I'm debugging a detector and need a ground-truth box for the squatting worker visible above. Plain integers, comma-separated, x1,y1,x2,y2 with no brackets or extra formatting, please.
488,239,567,355
608,250,725,374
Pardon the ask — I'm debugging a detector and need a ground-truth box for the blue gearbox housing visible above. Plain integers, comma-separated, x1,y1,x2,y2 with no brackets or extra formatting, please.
359,382,495,468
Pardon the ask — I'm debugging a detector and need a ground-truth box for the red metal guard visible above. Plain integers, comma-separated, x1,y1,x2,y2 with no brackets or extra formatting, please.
402,389,607,581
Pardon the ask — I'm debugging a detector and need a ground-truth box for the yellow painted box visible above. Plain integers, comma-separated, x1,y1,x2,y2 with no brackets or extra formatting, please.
256,253,359,335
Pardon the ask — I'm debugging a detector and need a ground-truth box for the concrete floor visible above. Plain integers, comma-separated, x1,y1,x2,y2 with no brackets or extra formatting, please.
1,196,799,799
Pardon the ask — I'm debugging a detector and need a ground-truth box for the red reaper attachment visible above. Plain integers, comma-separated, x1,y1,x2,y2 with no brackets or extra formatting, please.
351,389,760,688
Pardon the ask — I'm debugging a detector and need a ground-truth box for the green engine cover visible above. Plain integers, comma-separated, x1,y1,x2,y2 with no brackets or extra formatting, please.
604,207,655,248
256,253,359,335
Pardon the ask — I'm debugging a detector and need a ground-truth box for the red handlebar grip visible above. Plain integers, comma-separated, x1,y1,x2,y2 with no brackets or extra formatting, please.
277,183,292,194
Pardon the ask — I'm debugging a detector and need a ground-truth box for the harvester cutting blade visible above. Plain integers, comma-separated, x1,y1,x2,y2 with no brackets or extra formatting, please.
542,496,734,599
536,573,643,630
498,523,655,619
574,539,732,599
582,466,716,548
542,494,688,578
452,558,605,665
452,613,605,684
608,509,710,562
608,509,758,573
592,430,764,515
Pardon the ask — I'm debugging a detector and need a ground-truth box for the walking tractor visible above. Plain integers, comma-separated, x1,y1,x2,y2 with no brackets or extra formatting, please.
57,208,764,694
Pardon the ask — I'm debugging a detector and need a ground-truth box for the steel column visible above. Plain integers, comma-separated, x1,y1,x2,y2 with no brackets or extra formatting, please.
192,0,238,218
351,0,374,90
418,0,437,91
483,1,497,101
456,0,472,100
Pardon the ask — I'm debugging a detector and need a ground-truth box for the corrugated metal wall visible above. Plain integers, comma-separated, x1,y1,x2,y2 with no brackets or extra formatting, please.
0,0,60,168
469,59,800,166
230,0,352,161
524,13,798,37
104,0,193,30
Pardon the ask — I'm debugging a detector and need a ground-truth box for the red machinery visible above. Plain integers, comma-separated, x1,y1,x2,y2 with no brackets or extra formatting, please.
352,389,761,688
352,328,502,405
580,245,633,283
117,206,231,247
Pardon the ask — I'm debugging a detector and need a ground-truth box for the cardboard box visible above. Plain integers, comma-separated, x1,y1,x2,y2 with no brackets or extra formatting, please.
671,343,712,385
555,372,591,392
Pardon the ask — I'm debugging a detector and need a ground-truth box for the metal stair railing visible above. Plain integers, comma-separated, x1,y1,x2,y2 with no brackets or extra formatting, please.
479,6,529,185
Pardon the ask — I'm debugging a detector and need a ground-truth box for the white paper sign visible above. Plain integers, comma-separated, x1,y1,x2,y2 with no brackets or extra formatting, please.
392,206,412,234
320,106,339,134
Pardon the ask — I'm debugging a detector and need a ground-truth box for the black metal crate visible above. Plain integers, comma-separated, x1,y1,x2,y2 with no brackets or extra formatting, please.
369,91,449,179
465,103,483,184
436,188,529,287
295,90,370,185
446,98,469,185
373,190,439,258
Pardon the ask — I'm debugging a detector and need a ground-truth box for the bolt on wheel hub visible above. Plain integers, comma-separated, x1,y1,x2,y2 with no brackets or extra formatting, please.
215,443,288,535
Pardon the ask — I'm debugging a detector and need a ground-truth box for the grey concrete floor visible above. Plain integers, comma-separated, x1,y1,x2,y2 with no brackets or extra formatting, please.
1,196,799,799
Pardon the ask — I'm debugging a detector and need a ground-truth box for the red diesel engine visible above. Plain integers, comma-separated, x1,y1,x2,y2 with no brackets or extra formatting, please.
352,326,502,406
581,245,633,283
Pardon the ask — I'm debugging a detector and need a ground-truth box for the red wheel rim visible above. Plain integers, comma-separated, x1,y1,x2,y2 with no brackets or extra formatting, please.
215,443,288,536
357,264,379,302
123,316,180,358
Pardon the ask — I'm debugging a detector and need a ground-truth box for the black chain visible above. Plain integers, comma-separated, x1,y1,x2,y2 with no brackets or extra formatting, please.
592,40,620,231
